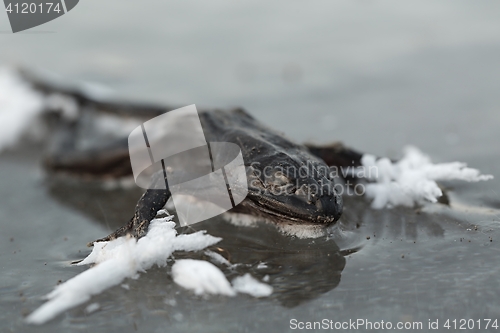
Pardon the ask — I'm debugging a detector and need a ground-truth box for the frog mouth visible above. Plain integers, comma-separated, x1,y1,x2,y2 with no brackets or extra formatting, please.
244,189,342,225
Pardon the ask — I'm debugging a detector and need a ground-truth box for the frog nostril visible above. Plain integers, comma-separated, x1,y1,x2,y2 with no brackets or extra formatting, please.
315,195,342,219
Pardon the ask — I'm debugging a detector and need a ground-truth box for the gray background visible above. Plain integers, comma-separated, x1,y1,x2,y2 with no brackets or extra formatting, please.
1,1,500,332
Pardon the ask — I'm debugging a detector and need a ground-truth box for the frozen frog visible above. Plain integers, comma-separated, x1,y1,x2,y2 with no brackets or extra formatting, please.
22,70,364,245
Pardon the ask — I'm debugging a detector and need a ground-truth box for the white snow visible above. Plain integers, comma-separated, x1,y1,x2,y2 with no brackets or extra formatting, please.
256,262,268,269
0,67,120,154
44,93,79,120
84,303,100,314
0,67,86,152
204,250,233,267
360,146,493,209
172,260,273,299
26,215,221,325
91,112,143,141
232,274,273,298
26,213,273,325
171,259,235,296
0,67,45,151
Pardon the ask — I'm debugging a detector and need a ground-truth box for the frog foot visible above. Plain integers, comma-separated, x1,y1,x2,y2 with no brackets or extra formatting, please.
87,217,150,247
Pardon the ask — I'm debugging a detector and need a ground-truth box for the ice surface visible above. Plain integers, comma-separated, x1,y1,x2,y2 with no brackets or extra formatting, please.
26,215,221,325
232,273,273,298
27,214,274,325
360,146,493,209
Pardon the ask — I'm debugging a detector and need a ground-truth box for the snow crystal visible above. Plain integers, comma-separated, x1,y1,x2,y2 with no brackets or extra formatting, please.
26,216,221,325
84,303,100,314
204,250,233,267
171,261,273,299
360,146,493,209
171,259,235,296
256,262,268,269
232,274,273,298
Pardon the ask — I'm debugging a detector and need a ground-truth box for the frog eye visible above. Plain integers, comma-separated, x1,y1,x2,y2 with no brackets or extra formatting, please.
266,171,290,186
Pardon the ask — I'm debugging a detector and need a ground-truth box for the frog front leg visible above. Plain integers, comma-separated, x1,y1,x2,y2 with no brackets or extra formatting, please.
88,171,171,246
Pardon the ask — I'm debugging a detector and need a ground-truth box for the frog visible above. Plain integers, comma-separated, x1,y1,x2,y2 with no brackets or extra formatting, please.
22,70,364,245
